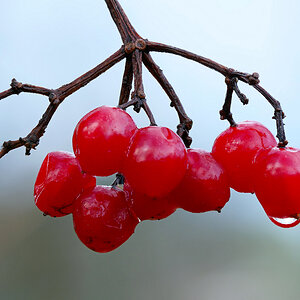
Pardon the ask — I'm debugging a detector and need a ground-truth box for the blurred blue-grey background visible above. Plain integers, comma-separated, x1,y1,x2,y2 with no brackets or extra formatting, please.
1,0,300,299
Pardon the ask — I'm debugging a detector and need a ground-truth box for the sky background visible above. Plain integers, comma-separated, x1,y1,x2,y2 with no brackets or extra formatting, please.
1,0,300,299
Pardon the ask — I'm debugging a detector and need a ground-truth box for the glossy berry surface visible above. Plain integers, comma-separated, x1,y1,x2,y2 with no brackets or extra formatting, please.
254,147,300,219
73,185,139,253
173,149,230,213
124,182,177,221
211,121,277,193
123,126,187,198
34,151,95,217
73,106,137,176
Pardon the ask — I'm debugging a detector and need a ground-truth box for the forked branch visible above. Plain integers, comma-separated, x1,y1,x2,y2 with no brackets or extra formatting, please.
0,0,287,159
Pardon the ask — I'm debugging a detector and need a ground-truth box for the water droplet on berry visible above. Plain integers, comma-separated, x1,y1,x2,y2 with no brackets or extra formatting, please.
268,216,300,228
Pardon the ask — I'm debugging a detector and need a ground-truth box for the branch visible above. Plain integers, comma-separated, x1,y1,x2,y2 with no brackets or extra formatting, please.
132,49,145,99
119,49,157,126
232,78,249,105
253,84,287,146
0,101,59,158
57,47,126,100
146,41,260,85
219,77,236,127
0,47,126,158
146,40,287,146
119,57,133,106
142,52,193,147
0,79,52,101
104,0,141,43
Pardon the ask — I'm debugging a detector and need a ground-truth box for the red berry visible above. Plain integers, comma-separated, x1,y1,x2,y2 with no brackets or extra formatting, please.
34,151,96,217
173,149,230,213
82,172,97,192
73,185,139,253
124,182,177,221
123,126,187,198
211,121,276,193
254,147,300,220
73,106,137,176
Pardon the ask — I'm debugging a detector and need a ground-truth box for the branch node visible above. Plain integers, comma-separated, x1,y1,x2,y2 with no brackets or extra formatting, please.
48,92,57,102
23,135,39,156
125,42,136,54
137,90,146,99
2,140,13,150
135,39,147,51
247,72,260,85
177,123,192,148
133,97,143,113
48,92,61,105
10,78,23,94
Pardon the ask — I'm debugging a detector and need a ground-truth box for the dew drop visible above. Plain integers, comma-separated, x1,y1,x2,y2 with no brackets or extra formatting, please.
268,216,300,228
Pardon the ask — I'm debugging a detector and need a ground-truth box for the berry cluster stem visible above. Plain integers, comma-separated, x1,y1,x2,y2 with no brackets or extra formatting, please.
0,0,288,158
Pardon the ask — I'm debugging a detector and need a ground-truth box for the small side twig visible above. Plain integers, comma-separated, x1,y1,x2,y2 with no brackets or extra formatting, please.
0,47,126,158
219,77,236,127
253,84,287,147
0,79,52,101
231,78,249,105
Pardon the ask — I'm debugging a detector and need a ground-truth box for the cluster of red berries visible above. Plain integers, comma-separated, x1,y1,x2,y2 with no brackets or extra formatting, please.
34,105,300,253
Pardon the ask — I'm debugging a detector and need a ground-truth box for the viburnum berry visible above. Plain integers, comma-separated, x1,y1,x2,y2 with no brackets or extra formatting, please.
124,181,177,221
172,149,230,213
34,151,96,217
73,185,139,253
253,147,300,223
123,126,187,198
72,106,137,176
211,121,277,193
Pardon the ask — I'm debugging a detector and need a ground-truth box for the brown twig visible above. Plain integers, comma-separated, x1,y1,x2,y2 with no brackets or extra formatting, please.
146,40,286,146
219,77,236,127
253,84,287,146
1,0,288,159
57,47,125,100
0,79,52,101
119,57,133,106
142,52,193,147
0,47,126,158
232,79,249,105
104,0,141,43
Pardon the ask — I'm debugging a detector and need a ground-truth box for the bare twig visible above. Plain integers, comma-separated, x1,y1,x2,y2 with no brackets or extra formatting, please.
57,47,126,100
119,57,133,106
142,52,193,147
0,79,52,101
219,77,236,127
0,48,126,158
1,0,288,159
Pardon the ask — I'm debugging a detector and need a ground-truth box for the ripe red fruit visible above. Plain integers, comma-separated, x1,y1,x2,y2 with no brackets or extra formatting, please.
123,126,187,198
173,149,230,213
72,106,137,176
34,151,96,217
73,185,139,253
211,121,277,193
254,147,300,220
124,182,177,221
